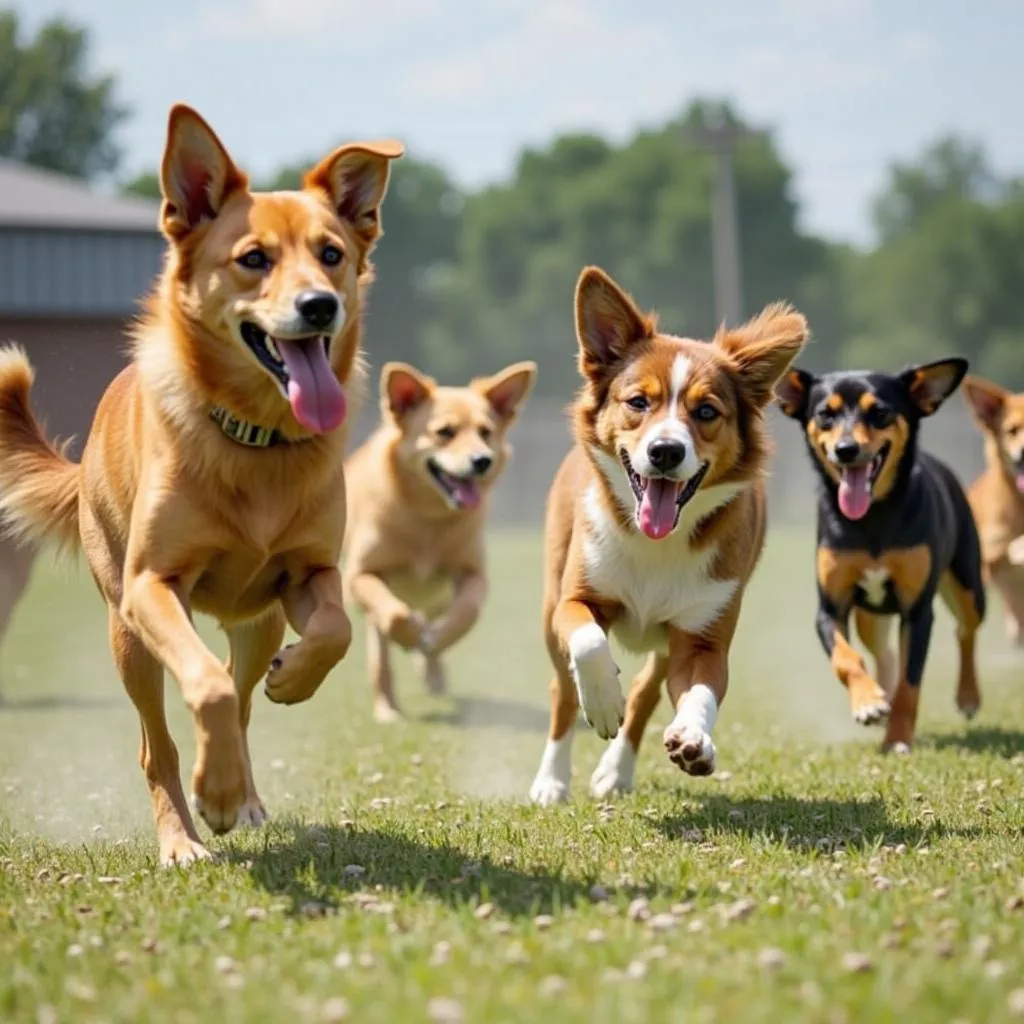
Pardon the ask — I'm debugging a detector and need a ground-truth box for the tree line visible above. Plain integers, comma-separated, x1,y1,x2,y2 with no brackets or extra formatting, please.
5,12,1023,395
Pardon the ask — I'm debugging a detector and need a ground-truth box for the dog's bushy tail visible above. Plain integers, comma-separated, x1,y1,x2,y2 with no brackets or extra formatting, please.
0,346,80,556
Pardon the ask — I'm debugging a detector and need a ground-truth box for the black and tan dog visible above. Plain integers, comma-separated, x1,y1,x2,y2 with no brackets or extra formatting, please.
776,359,985,752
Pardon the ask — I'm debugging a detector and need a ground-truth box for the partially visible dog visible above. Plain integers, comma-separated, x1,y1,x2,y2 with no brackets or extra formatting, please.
0,533,35,695
962,375,1024,645
343,360,536,721
0,103,403,864
776,360,985,752
529,266,809,805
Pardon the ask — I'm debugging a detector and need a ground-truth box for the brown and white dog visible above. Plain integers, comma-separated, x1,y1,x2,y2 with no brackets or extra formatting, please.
529,267,808,804
344,361,536,721
0,104,402,864
963,375,1024,644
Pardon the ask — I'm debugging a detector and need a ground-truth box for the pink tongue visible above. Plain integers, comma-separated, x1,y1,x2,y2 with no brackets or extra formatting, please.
276,338,346,434
451,478,481,510
838,465,872,520
1016,471,1024,494
638,478,684,540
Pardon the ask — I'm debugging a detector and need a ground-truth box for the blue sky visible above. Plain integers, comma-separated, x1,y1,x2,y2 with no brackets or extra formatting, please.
15,0,1024,245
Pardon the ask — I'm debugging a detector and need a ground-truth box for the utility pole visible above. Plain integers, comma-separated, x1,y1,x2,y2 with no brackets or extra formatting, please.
684,104,765,329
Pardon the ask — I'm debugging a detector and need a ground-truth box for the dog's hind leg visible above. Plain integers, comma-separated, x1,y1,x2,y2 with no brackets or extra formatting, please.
419,651,447,696
854,610,898,699
226,606,287,826
938,571,983,720
591,652,667,798
110,607,209,867
368,620,402,723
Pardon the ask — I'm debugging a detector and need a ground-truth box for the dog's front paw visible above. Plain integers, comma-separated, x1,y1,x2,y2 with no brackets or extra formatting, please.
387,606,428,651
663,725,716,777
529,773,570,806
590,735,636,798
567,624,623,740
191,739,247,835
850,680,891,726
159,834,213,869
1007,535,1024,567
236,794,268,828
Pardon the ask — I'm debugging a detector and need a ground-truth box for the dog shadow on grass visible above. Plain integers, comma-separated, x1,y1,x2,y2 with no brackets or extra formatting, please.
922,726,1024,758
417,695,550,734
653,793,982,853
232,821,598,919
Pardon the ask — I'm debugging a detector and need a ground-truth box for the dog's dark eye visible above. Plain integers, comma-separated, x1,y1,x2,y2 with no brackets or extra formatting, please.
694,403,719,423
321,244,343,267
868,406,895,428
479,426,493,442
237,248,270,271
815,410,836,429
435,425,457,441
625,395,649,412
1007,423,1020,437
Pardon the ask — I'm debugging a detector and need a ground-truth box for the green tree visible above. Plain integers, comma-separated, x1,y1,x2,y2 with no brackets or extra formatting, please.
121,170,160,198
0,11,128,179
424,101,844,396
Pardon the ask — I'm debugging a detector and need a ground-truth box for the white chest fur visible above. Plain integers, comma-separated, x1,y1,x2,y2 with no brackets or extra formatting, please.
858,567,890,608
581,479,742,653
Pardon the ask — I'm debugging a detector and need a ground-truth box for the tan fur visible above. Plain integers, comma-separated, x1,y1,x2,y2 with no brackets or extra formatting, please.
962,375,1024,645
0,104,403,865
343,360,536,721
530,267,808,804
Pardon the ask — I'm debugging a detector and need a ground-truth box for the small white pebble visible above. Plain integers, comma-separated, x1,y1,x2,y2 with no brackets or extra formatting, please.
66,944,84,958
427,997,465,1023
333,951,353,970
687,919,706,934
474,902,495,920
533,914,554,930
758,947,786,971
539,975,567,997
321,997,350,1022
270,758,286,770
343,864,366,878
986,961,1008,979
1009,989,1024,1017
244,907,267,922
627,897,650,922
586,929,606,943
626,960,648,980
648,913,677,932
589,884,609,902
357,952,376,968
841,952,874,974
214,955,239,975
429,941,452,966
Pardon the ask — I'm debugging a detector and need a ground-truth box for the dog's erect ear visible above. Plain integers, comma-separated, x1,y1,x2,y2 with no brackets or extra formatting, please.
305,140,405,250
160,104,248,240
574,267,655,378
962,374,1008,431
900,357,968,417
475,361,537,423
716,301,811,407
381,362,434,420
774,367,816,420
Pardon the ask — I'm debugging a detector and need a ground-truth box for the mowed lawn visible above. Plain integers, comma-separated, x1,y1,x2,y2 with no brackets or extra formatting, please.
2,527,1024,1024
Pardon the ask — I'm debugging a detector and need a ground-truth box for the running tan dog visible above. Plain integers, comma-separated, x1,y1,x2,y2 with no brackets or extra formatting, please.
344,361,536,721
530,267,808,804
0,103,403,865
962,375,1024,645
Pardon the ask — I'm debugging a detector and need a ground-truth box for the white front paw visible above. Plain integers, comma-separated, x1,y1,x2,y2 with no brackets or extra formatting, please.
1007,535,1024,567
529,774,570,806
590,735,636,798
568,624,624,740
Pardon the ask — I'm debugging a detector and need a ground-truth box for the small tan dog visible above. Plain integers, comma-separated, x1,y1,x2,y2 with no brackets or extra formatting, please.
963,375,1024,644
530,266,808,804
343,360,536,721
0,103,403,865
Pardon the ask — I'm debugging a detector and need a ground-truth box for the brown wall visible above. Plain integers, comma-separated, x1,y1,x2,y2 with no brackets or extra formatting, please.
0,316,131,457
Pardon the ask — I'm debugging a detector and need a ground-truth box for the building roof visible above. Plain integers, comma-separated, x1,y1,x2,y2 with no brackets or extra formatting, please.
0,158,160,232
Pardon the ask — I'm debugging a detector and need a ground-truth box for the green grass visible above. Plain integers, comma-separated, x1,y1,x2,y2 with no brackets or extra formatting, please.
2,527,1024,1023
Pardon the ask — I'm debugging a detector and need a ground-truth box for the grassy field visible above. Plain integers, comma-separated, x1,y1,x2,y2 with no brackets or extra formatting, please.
2,526,1024,1023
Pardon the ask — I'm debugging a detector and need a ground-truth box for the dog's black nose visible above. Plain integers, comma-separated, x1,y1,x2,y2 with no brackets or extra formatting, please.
471,454,493,475
295,290,339,330
834,439,861,464
647,438,686,473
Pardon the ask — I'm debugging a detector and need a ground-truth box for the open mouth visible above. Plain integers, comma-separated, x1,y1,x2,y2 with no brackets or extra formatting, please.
620,449,710,540
238,322,346,435
427,459,482,511
835,441,890,520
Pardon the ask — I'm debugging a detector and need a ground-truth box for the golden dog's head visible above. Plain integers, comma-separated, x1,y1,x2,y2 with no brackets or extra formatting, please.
963,375,1024,493
573,266,809,540
148,103,403,438
380,361,537,512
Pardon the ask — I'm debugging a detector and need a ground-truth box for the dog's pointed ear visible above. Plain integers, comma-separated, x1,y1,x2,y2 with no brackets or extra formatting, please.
775,368,815,420
716,301,810,407
575,267,655,378
160,104,248,240
381,362,434,420
475,361,537,423
962,374,1007,431
900,357,968,417
305,140,405,251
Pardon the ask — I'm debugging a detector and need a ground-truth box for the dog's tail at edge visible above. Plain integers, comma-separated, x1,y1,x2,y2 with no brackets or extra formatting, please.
0,346,80,557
